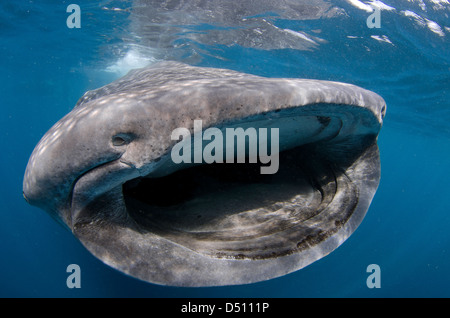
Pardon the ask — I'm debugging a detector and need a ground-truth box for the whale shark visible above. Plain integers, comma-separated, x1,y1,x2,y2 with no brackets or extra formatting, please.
23,61,385,286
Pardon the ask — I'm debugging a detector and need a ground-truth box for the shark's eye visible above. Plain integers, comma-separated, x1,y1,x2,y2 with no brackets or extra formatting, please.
112,133,133,146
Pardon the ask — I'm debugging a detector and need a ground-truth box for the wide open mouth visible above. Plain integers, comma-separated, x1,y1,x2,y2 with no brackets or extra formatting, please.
122,143,360,260
67,106,381,286
72,106,380,267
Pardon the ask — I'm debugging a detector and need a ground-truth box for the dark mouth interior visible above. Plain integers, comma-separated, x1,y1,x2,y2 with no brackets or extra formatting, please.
125,146,314,217
122,144,357,260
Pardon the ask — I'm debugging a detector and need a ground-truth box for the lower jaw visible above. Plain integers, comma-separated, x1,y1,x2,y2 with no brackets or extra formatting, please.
70,140,379,286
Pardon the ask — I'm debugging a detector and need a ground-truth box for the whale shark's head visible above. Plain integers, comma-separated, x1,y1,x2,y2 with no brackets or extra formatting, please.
23,62,385,286
23,93,143,227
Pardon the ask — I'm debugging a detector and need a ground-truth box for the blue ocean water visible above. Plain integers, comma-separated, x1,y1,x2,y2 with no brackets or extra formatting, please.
1,0,449,297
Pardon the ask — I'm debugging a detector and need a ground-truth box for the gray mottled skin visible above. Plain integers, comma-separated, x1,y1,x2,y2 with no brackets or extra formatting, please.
23,61,385,286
